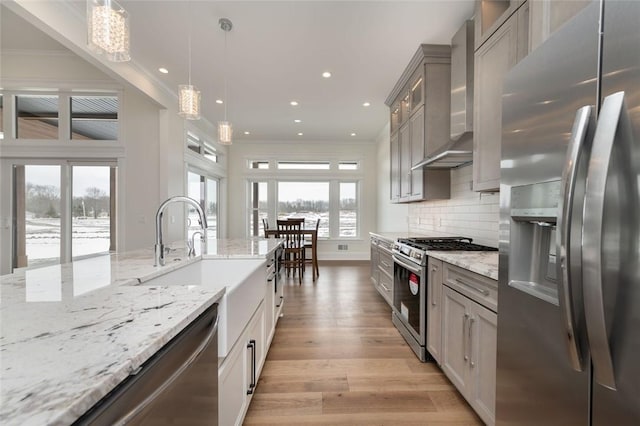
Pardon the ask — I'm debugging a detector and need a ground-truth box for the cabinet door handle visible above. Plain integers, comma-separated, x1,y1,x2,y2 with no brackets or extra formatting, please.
468,316,475,368
247,339,257,395
379,282,390,292
276,296,283,308
463,313,469,362
455,278,490,296
431,267,438,306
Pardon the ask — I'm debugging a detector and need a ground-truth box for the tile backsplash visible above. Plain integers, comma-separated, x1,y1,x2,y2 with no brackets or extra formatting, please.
408,165,499,247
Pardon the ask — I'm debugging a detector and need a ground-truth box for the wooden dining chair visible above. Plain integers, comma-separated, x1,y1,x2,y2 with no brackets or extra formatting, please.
276,219,304,284
304,218,320,280
261,218,269,237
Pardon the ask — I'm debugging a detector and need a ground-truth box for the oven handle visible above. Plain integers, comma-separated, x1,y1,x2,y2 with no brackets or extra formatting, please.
392,254,423,275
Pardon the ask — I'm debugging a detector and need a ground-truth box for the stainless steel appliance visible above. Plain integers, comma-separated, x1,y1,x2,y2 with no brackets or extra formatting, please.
76,303,219,425
498,1,639,424
392,237,497,361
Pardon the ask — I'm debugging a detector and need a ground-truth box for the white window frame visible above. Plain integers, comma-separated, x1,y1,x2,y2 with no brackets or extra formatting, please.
186,166,220,239
244,157,363,240
0,89,125,274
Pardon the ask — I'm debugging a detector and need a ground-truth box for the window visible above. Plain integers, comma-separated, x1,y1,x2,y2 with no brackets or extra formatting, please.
277,161,330,170
16,95,59,139
249,160,269,169
246,159,362,239
72,166,113,257
338,161,359,170
70,95,118,140
339,182,357,237
186,131,217,163
249,181,268,237
12,163,116,269
278,182,329,237
19,165,62,267
188,171,219,239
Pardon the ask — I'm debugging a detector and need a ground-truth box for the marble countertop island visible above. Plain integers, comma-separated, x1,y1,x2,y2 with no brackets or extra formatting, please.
0,237,281,426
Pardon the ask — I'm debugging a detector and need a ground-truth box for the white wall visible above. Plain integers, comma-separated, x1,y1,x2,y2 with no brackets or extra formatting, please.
375,123,409,232
408,164,499,248
227,139,378,260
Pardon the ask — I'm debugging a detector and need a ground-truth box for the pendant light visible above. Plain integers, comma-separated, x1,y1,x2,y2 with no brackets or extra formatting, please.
178,4,201,120
87,0,131,62
218,18,233,145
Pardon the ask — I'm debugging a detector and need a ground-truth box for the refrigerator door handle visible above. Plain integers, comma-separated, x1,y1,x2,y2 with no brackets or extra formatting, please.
557,105,594,372
583,91,631,390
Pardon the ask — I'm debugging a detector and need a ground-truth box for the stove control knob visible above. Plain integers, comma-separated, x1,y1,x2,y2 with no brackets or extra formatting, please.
414,252,422,261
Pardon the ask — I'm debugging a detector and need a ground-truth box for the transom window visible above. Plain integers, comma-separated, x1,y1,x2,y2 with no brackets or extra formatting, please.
277,161,330,170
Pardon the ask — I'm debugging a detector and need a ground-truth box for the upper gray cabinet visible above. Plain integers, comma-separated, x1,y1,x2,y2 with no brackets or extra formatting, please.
529,0,592,51
472,0,529,192
472,0,590,192
386,45,452,203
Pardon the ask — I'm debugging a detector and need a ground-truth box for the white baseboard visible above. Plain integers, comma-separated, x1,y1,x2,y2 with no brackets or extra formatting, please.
317,252,369,261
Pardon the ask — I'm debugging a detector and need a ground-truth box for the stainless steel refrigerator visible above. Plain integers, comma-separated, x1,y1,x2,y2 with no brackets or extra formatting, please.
498,0,639,424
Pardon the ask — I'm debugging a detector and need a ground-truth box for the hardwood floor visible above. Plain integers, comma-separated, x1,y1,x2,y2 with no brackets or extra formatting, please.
244,261,482,425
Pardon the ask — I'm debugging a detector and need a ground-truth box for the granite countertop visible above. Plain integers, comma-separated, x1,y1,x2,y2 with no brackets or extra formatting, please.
426,251,499,280
202,237,282,259
0,237,280,426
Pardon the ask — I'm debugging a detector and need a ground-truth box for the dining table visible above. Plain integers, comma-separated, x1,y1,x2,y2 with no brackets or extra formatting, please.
265,226,318,281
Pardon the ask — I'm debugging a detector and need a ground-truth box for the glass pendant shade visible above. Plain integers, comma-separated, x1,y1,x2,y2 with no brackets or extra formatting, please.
178,85,201,120
218,121,233,145
87,0,131,62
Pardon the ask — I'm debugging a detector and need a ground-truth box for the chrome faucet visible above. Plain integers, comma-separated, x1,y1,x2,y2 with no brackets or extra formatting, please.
187,231,205,258
155,196,208,266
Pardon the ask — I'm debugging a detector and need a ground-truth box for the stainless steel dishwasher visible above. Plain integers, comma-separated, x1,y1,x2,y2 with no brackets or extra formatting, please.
75,303,219,425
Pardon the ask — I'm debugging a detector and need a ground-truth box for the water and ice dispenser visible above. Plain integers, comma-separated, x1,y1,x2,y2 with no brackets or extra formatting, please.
508,180,562,305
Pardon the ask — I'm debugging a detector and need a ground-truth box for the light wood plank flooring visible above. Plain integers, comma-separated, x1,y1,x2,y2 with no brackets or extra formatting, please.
244,261,482,425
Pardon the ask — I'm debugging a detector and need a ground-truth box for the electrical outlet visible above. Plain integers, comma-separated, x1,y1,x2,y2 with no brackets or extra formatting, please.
338,244,349,251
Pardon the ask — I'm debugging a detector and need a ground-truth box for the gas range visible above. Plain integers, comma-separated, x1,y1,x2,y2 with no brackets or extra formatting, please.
393,237,498,266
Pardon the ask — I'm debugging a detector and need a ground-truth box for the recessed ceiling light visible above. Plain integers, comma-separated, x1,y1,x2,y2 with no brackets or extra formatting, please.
216,99,223,104
351,132,357,136
294,119,301,123
158,67,169,74
290,101,299,106
322,71,332,78
363,102,371,107
244,131,250,135
297,132,303,136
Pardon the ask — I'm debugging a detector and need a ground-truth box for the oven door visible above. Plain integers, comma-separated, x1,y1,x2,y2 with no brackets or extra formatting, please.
392,254,426,345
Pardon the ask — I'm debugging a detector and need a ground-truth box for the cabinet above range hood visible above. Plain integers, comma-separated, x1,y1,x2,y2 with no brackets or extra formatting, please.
413,20,474,170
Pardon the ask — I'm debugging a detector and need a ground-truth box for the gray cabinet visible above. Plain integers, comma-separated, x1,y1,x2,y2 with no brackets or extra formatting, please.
426,258,443,363
440,262,498,426
386,45,452,203
370,236,393,307
390,133,400,202
529,0,591,51
473,1,529,192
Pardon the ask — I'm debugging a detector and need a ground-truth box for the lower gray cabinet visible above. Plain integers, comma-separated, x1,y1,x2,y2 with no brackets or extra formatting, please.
441,282,497,426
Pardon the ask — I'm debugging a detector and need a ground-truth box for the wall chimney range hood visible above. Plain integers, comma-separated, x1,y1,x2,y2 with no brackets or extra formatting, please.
413,20,474,170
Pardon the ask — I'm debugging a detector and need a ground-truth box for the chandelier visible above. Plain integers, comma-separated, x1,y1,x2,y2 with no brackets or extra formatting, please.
178,5,201,120
87,0,131,62
218,18,233,145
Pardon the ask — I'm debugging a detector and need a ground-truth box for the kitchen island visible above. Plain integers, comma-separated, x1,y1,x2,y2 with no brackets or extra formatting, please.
0,238,281,426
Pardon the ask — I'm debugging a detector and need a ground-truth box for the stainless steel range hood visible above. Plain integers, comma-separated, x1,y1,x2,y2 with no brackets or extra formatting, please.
412,20,474,170
411,131,473,169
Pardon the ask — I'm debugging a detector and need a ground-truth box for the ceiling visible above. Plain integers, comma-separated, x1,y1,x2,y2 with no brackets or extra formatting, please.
2,1,475,143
